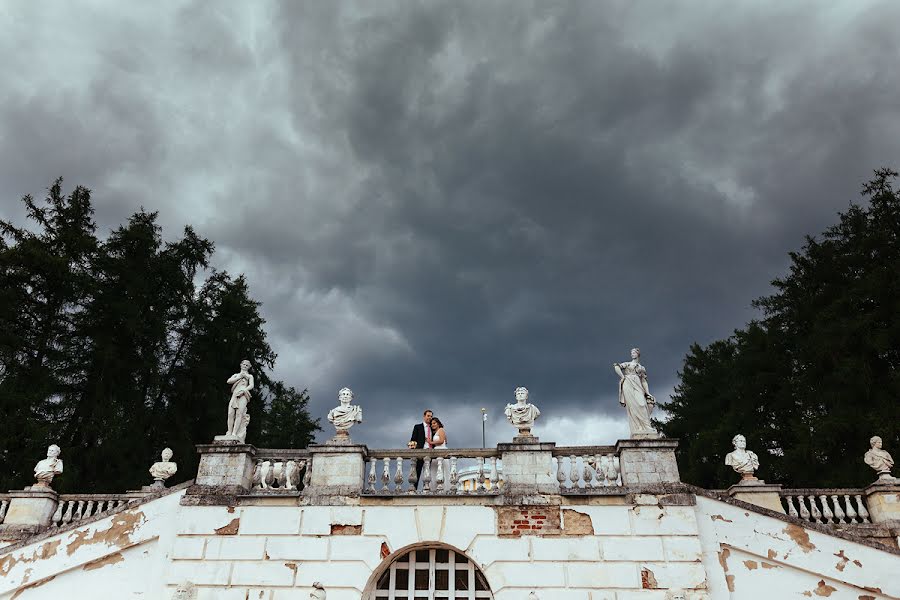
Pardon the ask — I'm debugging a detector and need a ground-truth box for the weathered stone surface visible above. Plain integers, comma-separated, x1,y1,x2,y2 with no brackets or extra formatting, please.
2,487,59,527
193,442,256,494
616,438,680,485
864,482,900,524
727,482,786,514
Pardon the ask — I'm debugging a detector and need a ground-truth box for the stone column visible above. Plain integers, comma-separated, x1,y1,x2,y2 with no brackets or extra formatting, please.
1,487,59,530
498,439,558,499
616,438,680,486
864,481,900,524
303,443,368,503
726,482,785,513
188,440,257,499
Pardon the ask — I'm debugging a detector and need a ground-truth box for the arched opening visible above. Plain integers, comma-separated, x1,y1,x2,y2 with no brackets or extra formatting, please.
365,545,493,599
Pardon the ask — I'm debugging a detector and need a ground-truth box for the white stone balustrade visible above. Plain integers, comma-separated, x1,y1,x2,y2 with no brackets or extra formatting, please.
250,455,309,492
364,450,502,495
51,495,130,528
780,490,871,525
552,448,622,491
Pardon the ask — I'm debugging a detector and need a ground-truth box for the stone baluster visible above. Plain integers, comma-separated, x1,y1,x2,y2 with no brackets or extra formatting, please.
783,495,797,518
489,457,499,492
843,495,858,523
407,459,419,494
568,455,578,489
609,456,621,485
477,459,487,493
449,456,459,495
0,500,8,524
830,495,846,524
381,458,391,492
591,454,603,486
582,456,594,489
556,457,567,491
808,496,822,523
116,500,126,508
50,501,63,526
435,457,445,493
818,495,833,524
74,500,85,522
302,462,312,490
61,501,74,525
797,496,811,521
422,457,432,495
854,495,870,523
367,459,377,493
393,457,404,492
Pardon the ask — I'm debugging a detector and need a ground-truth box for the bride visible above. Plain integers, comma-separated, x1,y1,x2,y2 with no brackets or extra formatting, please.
429,417,448,449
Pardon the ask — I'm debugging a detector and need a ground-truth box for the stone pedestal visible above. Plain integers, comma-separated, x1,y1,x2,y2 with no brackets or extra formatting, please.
303,443,367,500
2,487,59,527
616,438,680,486
864,481,900,524
727,482,785,513
193,440,257,495
499,439,558,498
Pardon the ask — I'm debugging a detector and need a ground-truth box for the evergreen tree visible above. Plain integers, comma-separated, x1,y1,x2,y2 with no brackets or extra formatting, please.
661,168,900,488
0,180,320,492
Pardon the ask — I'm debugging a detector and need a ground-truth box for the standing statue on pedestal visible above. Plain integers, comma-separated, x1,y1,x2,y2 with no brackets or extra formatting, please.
725,434,760,482
225,360,254,441
864,436,895,482
34,444,64,488
327,387,362,440
149,448,178,489
614,348,657,438
505,387,540,438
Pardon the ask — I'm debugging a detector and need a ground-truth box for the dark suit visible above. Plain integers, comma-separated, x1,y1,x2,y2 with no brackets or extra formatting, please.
410,422,430,483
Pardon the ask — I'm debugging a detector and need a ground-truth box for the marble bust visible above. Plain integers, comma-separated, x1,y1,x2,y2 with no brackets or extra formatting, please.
149,448,178,488
34,444,64,488
613,348,658,438
172,581,196,599
226,360,254,440
327,387,363,437
725,434,760,481
864,436,895,481
310,582,326,599
505,387,541,436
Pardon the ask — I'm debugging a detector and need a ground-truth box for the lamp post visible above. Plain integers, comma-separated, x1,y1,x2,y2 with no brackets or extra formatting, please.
481,408,487,449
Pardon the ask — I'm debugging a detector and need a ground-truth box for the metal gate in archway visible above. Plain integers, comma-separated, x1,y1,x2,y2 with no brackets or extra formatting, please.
368,547,493,599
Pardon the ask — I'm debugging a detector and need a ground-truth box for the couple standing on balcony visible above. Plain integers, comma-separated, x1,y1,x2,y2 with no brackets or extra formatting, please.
408,409,449,450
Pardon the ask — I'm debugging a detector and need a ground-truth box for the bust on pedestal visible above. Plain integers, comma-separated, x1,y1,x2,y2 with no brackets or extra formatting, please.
863,435,900,524
1,445,64,529
149,448,178,490
725,435,760,483
725,434,783,513
34,444,64,489
864,436,896,483
326,387,363,444
504,387,540,441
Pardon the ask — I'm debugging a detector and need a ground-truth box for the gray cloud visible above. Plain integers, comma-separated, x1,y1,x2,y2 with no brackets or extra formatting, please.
2,1,899,449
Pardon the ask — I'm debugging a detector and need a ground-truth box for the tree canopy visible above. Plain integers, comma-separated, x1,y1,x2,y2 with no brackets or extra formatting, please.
660,168,900,489
0,179,319,493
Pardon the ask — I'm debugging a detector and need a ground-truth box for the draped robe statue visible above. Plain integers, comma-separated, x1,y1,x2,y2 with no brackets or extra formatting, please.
613,348,657,438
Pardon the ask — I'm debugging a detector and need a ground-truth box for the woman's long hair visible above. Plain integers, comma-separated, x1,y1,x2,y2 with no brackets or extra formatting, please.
430,416,444,430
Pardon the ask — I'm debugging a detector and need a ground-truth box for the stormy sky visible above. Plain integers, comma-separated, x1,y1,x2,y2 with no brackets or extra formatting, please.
2,1,899,449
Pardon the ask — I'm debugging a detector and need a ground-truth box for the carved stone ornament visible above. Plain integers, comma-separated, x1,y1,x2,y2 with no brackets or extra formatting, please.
34,444,64,488
225,360,254,441
504,387,540,436
172,581,197,600
665,591,687,600
310,582,326,600
327,387,363,439
614,348,658,438
149,447,178,489
864,436,896,482
725,434,760,482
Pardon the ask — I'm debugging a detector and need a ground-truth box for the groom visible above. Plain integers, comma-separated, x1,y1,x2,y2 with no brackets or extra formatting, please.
408,409,433,483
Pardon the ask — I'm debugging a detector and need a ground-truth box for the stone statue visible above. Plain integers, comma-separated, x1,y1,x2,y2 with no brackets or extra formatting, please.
725,434,760,482
225,360,254,440
864,436,895,481
34,444,64,488
172,582,197,600
327,387,363,438
310,582,326,599
149,448,178,489
614,348,658,438
505,387,541,437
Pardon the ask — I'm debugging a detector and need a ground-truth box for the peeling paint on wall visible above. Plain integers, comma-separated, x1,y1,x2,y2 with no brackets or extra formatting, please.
214,518,240,535
66,510,146,555
783,524,817,553
82,552,124,571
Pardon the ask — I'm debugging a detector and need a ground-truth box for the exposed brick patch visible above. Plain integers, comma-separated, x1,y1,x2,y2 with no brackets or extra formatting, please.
330,524,362,535
497,506,561,536
561,509,594,535
215,518,240,535
381,542,391,559
641,567,658,589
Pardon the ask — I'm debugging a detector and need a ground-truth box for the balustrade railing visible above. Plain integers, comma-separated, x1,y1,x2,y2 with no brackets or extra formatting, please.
0,494,9,525
780,490,870,525
250,449,311,492
552,447,622,491
364,449,501,495
52,495,132,528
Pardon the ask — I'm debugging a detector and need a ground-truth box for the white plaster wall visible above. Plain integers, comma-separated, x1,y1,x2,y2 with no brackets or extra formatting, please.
693,495,900,599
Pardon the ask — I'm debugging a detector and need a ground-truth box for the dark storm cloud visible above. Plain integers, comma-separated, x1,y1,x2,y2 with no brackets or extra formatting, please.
2,1,899,448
